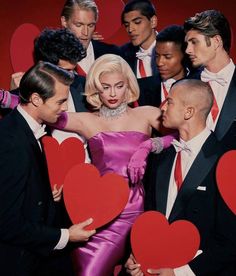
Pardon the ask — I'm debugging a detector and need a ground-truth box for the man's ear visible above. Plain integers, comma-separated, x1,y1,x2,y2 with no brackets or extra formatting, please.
150,15,158,29
61,16,68,28
184,106,194,120
30,93,43,107
213,34,223,50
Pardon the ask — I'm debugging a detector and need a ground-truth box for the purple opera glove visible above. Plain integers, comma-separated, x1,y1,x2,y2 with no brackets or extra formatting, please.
128,132,179,184
0,89,19,109
128,139,153,184
51,112,68,129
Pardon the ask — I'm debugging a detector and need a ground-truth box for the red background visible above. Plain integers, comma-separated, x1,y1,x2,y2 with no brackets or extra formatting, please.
0,0,235,89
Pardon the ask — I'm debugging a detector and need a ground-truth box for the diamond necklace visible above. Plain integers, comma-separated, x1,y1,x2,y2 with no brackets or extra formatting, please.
99,103,128,119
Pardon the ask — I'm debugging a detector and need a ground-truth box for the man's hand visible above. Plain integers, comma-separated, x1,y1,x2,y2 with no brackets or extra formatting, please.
147,268,175,275
125,254,144,276
92,31,104,41
52,184,63,202
68,218,96,242
10,72,24,90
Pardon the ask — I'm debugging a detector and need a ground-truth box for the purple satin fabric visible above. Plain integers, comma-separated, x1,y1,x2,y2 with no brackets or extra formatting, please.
72,131,149,276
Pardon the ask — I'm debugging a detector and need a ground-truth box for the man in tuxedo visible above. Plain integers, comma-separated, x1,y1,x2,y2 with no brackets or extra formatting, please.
61,0,121,76
120,0,158,106
140,24,190,108
5,28,91,162
184,9,236,151
0,61,95,276
125,79,236,275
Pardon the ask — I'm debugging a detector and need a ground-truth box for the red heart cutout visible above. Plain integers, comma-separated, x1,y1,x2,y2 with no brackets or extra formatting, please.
63,163,129,229
10,23,40,72
216,150,236,215
131,211,200,274
41,136,85,189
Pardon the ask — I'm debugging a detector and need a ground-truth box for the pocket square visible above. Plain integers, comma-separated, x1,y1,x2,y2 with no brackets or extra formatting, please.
197,186,206,191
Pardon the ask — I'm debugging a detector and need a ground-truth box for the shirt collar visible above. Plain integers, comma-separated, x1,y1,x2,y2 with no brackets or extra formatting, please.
181,127,211,155
17,105,45,139
139,40,156,55
204,59,235,82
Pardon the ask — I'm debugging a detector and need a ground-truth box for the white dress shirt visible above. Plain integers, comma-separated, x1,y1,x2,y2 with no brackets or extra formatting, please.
77,41,95,74
166,127,211,276
161,78,177,102
201,59,235,130
136,40,156,78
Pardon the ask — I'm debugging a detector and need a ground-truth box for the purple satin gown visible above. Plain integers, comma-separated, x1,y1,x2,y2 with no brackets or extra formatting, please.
72,131,149,276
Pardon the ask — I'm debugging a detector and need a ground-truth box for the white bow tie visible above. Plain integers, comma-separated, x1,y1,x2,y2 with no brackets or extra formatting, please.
201,70,227,86
34,124,47,140
172,139,191,153
136,51,152,60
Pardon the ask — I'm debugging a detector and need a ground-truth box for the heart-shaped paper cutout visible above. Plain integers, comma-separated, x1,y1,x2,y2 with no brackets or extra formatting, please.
10,23,40,72
131,211,200,274
41,136,85,189
216,150,236,215
63,163,129,229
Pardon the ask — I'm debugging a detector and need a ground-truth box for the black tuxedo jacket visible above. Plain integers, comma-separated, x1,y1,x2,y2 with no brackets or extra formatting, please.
120,42,159,107
145,133,236,275
191,68,236,151
70,74,89,112
0,109,61,275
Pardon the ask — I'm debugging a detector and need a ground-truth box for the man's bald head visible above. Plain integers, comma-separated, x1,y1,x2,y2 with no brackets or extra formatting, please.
171,79,213,120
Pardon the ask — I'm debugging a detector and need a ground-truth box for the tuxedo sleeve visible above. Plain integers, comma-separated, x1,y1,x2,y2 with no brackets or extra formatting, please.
189,188,236,274
0,134,61,256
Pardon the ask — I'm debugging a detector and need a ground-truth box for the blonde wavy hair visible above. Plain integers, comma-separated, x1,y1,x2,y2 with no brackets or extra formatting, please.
85,54,140,109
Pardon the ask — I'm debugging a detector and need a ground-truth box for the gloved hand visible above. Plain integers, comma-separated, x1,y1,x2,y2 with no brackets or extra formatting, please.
128,139,153,184
128,133,178,184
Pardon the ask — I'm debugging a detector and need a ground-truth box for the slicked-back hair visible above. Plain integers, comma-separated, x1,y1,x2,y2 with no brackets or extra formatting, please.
184,10,231,53
34,28,86,65
61,0,98,22
121,0,156,23
19,61,74,104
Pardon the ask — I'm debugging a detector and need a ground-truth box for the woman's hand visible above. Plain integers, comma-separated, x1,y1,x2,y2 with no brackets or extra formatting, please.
128,139,153,184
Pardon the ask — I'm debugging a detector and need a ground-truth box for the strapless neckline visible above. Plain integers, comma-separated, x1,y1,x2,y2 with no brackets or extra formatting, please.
88,130,149,141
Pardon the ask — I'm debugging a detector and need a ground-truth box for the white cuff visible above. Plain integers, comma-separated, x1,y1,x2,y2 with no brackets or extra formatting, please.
54,229,69,250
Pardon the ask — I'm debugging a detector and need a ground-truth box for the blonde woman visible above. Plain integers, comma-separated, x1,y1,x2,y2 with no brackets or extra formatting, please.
0,54,175,275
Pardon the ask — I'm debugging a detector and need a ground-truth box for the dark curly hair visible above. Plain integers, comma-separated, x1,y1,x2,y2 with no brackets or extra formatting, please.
34,28,86,65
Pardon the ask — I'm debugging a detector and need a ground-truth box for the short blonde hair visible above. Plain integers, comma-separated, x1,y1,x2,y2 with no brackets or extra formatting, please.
85,54,140,109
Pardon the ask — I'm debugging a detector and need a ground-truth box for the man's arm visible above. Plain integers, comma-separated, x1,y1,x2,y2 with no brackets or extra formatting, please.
0,134,95,255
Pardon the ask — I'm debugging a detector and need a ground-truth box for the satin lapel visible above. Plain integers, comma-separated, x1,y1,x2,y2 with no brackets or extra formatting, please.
14,109,47,167
155,147,176,215
215,69,236,140
169,134,220,222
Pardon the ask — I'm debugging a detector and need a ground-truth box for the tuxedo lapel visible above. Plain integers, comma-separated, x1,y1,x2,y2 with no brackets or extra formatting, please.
14,109,48,170
155,147,176,214
169,134,220,222
215,69,236,140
